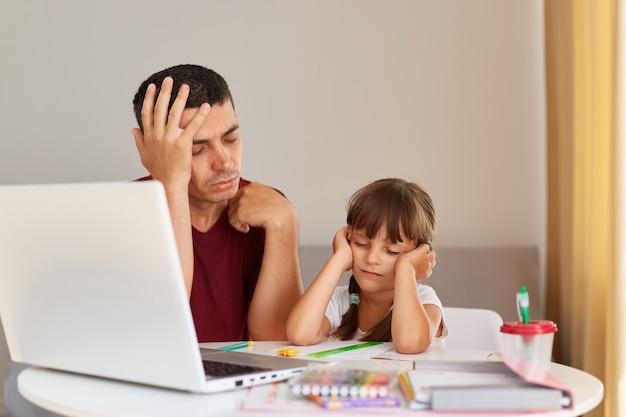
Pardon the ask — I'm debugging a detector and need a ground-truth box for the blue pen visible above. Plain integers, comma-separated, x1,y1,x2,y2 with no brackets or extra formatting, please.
218,341,253,351
517,286,530,324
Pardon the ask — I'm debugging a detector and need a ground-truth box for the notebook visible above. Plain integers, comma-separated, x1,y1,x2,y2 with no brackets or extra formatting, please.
0,180,311,393
397,355,573,411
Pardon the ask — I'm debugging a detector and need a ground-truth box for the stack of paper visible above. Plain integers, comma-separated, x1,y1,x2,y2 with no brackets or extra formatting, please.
398,354,573,411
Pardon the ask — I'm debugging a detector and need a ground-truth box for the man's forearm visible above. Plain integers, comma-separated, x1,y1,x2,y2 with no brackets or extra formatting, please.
247,219,303,340
164,184,194,298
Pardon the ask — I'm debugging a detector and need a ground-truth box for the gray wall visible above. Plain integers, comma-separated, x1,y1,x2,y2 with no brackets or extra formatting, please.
0,0,546,248
0,1,545,414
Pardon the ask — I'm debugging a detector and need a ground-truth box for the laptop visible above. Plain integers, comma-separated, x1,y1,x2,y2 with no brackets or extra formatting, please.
0,180,311,393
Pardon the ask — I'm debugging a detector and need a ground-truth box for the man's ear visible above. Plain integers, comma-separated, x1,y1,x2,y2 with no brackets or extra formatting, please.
347,227,353,242
131,128,145,153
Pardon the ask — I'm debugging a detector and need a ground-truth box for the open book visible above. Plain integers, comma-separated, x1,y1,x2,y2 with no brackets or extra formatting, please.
398,354,573,411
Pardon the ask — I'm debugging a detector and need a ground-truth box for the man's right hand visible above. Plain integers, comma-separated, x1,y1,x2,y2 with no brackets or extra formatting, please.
131,76,210,188
130,76,210,297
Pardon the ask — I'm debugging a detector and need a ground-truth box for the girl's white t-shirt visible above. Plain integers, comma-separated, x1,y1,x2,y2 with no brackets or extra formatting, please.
324,284,448,345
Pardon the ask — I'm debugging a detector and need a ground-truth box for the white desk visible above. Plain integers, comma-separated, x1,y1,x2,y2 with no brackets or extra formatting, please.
18,342,604,417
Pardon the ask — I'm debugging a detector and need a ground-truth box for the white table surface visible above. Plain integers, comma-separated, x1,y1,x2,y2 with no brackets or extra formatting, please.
18,342,604,417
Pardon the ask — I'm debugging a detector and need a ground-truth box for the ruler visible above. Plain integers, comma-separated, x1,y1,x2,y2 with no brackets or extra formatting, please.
306,341,384,358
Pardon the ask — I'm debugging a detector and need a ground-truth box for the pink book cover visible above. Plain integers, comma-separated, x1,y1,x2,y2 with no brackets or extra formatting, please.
498,353,575,408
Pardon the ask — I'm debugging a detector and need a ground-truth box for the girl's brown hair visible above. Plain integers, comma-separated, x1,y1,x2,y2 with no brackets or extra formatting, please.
331,178,435,341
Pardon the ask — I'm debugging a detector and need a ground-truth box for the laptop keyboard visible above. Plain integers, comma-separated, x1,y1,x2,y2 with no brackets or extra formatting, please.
202,360,269,377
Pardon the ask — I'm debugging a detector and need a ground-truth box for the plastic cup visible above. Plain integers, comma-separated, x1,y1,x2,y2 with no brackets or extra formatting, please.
500,320,558,371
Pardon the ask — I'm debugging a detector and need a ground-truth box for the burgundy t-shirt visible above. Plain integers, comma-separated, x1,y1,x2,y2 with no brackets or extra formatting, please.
189,181,265,342
136,177,264,342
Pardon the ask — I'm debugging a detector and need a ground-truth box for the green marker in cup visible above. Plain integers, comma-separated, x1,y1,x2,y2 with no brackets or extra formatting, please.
517,285,530,324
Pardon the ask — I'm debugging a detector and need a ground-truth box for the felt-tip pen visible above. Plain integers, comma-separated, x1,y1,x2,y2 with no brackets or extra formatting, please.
517,286,530,324
308,395,400,409
218,341,253,351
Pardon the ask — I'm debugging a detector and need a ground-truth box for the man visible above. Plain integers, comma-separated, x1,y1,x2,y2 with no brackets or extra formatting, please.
131,64,303,342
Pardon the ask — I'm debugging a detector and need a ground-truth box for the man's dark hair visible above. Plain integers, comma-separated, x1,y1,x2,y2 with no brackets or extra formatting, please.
132,64,234,130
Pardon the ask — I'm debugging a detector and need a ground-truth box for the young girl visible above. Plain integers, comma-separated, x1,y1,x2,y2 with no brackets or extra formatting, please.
286,178,446,354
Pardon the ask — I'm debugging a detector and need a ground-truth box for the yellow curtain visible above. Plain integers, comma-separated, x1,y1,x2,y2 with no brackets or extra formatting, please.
545,0,623,416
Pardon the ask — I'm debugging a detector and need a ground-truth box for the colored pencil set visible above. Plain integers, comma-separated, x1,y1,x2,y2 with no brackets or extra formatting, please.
289,365,400,409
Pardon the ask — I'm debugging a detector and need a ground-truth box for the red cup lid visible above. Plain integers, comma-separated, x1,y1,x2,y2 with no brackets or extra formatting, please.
500,320,557,335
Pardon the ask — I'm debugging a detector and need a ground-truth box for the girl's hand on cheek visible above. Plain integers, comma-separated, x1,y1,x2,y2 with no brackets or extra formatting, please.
398,244,436,280
332,226,353,271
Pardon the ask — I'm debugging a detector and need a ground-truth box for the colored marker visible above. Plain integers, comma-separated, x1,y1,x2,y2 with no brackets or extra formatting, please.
218,341,253,351
308,394,401,409
306,342,383,358
517,286,530,324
